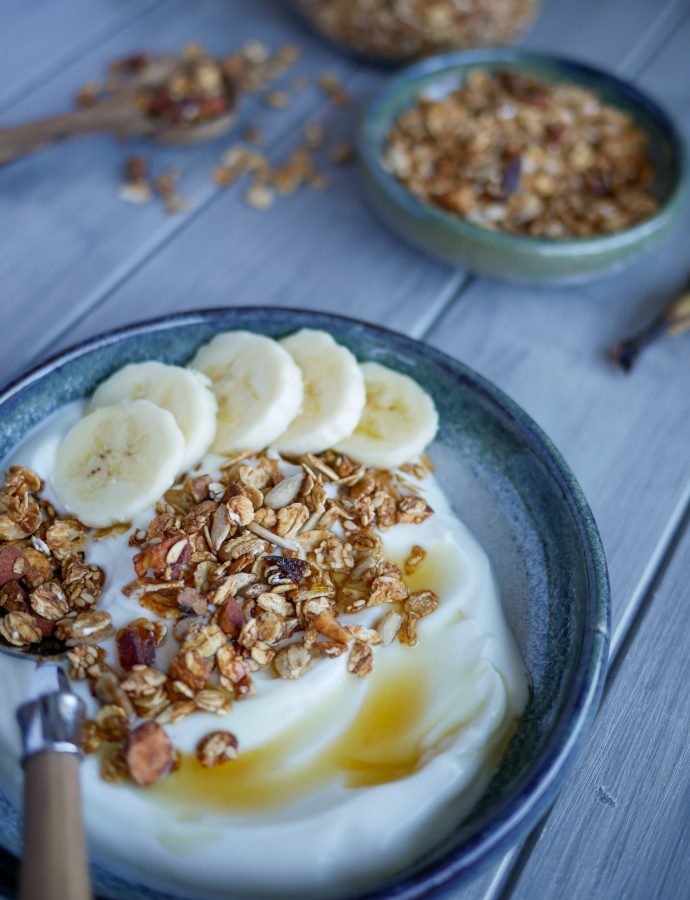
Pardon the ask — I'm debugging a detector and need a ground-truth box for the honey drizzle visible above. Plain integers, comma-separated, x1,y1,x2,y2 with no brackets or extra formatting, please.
155,543,471,813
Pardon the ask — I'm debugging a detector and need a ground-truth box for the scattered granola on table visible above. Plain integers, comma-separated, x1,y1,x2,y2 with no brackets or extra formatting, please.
119,157,190,213
316,71,351,107
292,0,540,61
211,105,355,209
92,39,356,214
152,168,191,214
0,451,438,786
383,67,659,238
119,156,152,206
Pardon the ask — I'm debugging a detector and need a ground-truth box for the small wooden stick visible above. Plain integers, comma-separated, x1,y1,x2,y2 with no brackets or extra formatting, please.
610,289,690,372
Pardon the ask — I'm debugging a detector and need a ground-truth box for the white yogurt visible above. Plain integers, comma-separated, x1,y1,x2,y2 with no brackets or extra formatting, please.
0,402,528,899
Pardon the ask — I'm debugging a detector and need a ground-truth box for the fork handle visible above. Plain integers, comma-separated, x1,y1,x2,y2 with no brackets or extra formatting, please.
0,97,145,165
20,751,91,900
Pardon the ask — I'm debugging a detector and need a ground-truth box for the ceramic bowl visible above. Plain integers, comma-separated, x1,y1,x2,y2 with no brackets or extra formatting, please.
0,308,609,898
286,0,542,64
358,49,689,284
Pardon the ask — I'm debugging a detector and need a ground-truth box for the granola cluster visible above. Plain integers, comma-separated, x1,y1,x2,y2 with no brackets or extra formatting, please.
104,450,438,777
0,467,108,652
0,452,439,788
383,68,659,238
138,48,231,127
78,40,308,115
293,0,539,61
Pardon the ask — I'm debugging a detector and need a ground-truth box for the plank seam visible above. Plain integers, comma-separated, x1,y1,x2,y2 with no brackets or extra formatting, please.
620,3,690,74
419,275,474,341
607,484,690,669
413,272,470,339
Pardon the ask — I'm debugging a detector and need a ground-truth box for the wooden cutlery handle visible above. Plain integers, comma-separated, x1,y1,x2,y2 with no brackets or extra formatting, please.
0,100,144,165
20,751,91,900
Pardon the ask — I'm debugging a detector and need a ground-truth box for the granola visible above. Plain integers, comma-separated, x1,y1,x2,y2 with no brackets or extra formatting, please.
384,67,658,238
196,731,239,767
144,68,228,127
0,468,106,648
124,721,173,785
0,450,439,787
101,36,356,216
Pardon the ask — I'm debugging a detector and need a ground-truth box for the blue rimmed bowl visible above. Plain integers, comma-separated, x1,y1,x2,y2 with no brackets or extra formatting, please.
0,308,609,898
285,0,542,65
358,49,689,284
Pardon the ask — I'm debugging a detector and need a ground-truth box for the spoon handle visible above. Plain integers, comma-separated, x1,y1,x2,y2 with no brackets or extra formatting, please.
17,669,91,900
20,752,91,900
0,97,147,165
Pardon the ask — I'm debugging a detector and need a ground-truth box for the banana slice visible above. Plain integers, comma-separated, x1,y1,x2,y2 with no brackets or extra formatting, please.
335,362,438,468
52,400,186,527
89,361,217,472
273,329,366,455
189,331,304,453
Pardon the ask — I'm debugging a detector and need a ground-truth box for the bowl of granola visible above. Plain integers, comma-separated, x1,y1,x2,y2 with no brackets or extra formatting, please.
289,0,541,63
0,307,609,898
359,50,688,283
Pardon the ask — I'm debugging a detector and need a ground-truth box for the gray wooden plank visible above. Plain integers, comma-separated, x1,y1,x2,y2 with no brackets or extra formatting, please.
0,0,163,112
443,228,690,900
36,0,687,380
521,0,689,71
507,518,690,900
429,219,690,640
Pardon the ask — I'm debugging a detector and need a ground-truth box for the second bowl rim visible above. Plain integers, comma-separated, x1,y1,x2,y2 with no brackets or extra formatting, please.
358,47,689,258
0,306,611,898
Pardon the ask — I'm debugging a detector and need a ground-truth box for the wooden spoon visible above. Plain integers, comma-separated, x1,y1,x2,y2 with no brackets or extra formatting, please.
0,55,237,165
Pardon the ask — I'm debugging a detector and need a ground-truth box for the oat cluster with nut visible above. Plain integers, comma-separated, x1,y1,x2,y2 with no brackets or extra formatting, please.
384,68,658,238
0,451,439,788
294,0,539,61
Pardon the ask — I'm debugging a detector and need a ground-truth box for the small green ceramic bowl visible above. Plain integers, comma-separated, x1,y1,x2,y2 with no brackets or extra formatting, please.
358,49,689,284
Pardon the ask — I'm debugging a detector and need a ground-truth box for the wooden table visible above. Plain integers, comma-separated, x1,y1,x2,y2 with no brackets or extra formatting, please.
1,1,688,898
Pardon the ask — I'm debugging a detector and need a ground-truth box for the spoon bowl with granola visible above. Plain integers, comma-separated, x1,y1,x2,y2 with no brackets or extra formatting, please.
359,49,688,283
0,47,238,167
0,308,608,898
